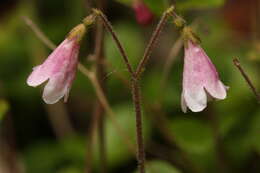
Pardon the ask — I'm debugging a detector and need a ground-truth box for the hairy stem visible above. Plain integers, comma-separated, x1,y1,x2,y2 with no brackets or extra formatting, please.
131,79,146,173
95,10,147,172
95,7,177,172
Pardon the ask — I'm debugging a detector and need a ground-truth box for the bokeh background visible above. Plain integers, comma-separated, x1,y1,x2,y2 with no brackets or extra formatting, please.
0,0,260,172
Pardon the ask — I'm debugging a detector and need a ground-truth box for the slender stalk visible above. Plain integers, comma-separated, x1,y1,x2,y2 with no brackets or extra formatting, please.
93,0,107,171
131,79,146,173
94,10,148,172
93,9,135,78
78,65,136,153
95,10,147,172
233,58,260,102
135,6,174,79
95,7,176,172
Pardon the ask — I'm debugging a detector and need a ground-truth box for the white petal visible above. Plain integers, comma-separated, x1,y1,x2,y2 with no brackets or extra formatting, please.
27,65,50,87
42,74,68,104
183,88,207,112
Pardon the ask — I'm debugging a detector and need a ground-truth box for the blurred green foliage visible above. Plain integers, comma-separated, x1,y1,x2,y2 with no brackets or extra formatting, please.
116,0,226,14
0,0,259,172
134,160,181,173
0,100,9,121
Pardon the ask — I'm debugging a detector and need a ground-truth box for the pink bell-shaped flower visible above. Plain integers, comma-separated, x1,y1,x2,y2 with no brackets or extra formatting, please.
27,24,86,104
132,0,154,25
181,40,227,113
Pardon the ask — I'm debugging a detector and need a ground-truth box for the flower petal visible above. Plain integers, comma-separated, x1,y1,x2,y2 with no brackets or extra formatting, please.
42,73,68,104
27,65,50,87
26,39,74,87
205,80,227,100
183,87,207,112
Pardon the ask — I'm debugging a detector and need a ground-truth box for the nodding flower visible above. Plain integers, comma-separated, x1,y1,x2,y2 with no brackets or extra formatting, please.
181,28,227,112
27,24,86,104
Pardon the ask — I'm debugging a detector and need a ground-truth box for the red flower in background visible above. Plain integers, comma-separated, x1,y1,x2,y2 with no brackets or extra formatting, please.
132,0,154,25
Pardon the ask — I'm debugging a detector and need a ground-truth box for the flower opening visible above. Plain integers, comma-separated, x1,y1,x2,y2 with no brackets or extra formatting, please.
181,40,227,113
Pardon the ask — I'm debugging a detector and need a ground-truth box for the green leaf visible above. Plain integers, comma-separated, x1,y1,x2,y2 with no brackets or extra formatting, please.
177,0,226,11
0,100,9,121
170,118,214,154
134,160,181,173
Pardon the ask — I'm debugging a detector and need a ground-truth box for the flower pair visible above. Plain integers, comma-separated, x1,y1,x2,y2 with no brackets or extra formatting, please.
27,14,228,113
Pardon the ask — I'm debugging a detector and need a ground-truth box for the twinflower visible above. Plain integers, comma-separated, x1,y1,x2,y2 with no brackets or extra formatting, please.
27,24,86,104
181,27,227,112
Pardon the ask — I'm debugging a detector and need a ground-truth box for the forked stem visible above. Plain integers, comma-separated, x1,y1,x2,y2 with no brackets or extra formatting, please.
94,7,174,173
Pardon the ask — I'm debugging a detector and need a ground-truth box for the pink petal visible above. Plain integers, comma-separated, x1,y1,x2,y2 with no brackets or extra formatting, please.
181,41,227,112
26,39,75,87
205,80,227,100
